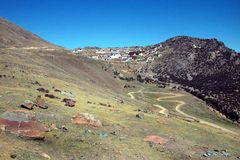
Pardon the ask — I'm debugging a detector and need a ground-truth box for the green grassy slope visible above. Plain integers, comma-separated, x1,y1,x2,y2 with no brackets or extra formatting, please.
0,49,239,160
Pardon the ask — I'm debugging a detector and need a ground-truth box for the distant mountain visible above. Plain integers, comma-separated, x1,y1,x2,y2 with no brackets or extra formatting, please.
73,36,240,122
0,17,61,49
145,36,240,122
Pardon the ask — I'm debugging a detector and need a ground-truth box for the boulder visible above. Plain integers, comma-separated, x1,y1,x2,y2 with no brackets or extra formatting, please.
71,113,102,127
45,94,60,99
99,102,113,107
31,81,41,86
236,154,240,159
118,73,125,80
125,77,134,82
0,110,48,140
113,70,120,76
87,101,93,104
21,100,34,110
17,130,45,140
34,81,41,86
35,96,48,109
41,153,51,159
123,84,135,88
136,113,144,119
63,98,76,107
54,89,61,92
135,108,154,114
37,88,49,93
99,102,107,107
10,154,17,159
59,125,68,131
136,74,144,83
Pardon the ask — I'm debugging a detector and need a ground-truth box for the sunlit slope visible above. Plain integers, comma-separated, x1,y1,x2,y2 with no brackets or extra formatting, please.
0,17,61,48
0,49,239,160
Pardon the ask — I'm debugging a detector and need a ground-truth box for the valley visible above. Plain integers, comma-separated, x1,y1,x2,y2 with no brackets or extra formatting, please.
0,48,239,160
0,17,239,160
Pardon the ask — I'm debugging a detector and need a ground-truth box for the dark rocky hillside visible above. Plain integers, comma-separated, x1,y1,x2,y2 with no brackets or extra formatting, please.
0,17,61,49
146,36,240,122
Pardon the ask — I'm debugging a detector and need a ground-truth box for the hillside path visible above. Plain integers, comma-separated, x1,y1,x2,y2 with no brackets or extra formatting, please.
128,88,239,136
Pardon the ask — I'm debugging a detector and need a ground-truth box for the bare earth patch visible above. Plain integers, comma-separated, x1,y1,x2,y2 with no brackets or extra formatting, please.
144,135,169,145
71,113,102,127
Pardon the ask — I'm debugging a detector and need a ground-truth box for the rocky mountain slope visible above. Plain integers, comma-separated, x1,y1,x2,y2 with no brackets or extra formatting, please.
72,36,240,123
145,36,240,122
0,17,61,49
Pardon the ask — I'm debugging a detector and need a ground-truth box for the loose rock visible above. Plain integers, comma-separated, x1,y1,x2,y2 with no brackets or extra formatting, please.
21,100,34,110
63,98,76,107
41,153,51,159
37,88,49,93
60,125,68,131
10,153,17,159
136,113,144,119
54,89,61,92
45,94,60,99
71,113,102,127
0,110,48,140
221,150,231,157
87,101,93,104
35,95,48,109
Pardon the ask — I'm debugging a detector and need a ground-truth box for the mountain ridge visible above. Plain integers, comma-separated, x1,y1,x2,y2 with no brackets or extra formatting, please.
74,36,238,53
72,36,240,123
146,36,240,122
0,17,240,159
0,17,62,49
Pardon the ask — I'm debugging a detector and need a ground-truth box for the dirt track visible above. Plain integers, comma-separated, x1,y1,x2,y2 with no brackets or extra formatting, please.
128,88,239,136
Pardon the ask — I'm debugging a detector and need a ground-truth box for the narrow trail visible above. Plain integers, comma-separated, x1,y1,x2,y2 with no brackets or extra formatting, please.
127,87,144,100
153,104,169,117
3,47,56,50
0,86,30,91
128,88,239,136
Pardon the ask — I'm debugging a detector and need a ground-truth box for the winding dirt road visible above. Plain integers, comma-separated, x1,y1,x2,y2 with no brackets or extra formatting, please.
128,88,239,136
153,104,169,117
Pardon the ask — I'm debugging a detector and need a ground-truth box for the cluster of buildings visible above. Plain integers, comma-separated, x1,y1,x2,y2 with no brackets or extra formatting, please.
72,47,157,63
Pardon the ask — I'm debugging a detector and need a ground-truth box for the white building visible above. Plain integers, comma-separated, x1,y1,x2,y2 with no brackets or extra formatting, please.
96,50,107,54
146,57,154,62
73,49,83,54
110,50,121,59
92,55,99,59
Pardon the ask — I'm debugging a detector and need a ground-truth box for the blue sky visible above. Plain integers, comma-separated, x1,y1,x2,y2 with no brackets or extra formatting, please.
0,0,239,51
